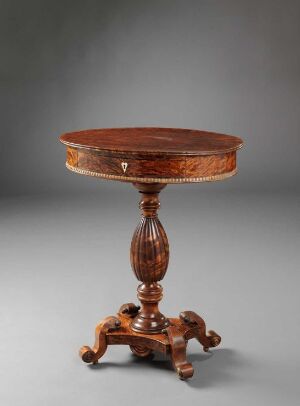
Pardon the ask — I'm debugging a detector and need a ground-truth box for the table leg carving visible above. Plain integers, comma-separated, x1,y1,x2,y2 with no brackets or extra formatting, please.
130,183,170,334
78,184,221,380
165,325,194,380
180,311,221,352
79,316,121,364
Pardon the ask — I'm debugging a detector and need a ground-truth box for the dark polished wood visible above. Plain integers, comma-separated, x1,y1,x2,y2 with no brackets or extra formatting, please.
59,127,243,380
60,127,243,154
60,127,242,183
79,306,222,380
130,183,169,334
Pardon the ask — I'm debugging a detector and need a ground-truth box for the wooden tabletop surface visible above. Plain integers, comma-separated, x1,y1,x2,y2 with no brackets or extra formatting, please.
60,127,243,184
60,127,243,156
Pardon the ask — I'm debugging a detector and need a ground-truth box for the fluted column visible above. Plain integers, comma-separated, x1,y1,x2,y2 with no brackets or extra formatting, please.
130,183,170,334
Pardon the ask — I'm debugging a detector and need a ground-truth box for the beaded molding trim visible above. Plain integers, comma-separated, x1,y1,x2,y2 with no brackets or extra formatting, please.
66,162,237,183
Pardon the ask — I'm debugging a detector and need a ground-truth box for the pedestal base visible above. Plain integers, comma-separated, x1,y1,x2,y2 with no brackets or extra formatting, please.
80,303,221,380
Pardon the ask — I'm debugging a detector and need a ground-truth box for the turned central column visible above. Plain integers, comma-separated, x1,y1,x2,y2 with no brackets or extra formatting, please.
130,183,170,334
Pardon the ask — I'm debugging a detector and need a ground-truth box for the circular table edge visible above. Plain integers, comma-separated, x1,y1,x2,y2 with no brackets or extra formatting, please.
60,135,244,156
60,130,243,184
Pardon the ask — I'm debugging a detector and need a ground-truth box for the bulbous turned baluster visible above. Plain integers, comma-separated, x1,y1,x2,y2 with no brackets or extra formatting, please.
130,183,170,334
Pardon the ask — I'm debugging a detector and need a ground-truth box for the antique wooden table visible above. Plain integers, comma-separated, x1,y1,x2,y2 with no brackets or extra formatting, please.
60,127,243,380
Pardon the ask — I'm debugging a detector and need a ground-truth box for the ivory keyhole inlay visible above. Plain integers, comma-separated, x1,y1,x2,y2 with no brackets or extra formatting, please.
121,162,128,173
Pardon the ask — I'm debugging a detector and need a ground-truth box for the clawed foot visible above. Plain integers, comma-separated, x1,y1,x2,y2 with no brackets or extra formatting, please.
79,316,121,364
180,310,221,351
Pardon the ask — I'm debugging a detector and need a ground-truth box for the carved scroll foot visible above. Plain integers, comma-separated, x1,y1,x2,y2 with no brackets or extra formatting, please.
165,326,194,380
79,316,121,364
180,311,221,351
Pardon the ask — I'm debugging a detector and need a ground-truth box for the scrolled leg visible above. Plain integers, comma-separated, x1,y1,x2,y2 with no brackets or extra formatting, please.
180,311,221,351
79,316,121,364
165,326,194,380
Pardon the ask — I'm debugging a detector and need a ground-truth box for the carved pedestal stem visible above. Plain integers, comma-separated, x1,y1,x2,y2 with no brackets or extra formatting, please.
78,185,222,379
130,183,170,334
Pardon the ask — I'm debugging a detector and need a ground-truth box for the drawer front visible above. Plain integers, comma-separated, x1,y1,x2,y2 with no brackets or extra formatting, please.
66,147,237,183
78,149,186,178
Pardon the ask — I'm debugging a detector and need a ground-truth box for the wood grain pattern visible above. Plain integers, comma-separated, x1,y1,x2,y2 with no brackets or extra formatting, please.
60,127,243,184
130,184,169,283
65,146,238,183
60,127,243,380
67,146,78,167
75,180,223,379
130,183,169,334
180,311,221,352
60,127,243,155
166,325,194,379
79,308,221,380
79,316,121,364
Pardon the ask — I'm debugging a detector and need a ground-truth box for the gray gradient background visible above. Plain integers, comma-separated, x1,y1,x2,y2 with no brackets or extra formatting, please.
1,1,299,405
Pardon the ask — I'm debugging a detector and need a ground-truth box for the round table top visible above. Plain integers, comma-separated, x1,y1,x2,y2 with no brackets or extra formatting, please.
60,127,243,184
60,127,243,156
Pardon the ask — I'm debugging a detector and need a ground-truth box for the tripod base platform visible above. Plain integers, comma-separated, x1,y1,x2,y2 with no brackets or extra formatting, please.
80,303,221,380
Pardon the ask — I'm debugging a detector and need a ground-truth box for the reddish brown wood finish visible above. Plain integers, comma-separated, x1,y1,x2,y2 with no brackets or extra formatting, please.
79,316,121,364
60,127,243,183
60,127,243,380
166,325,194,379
130,183,169,334
60,127,242,155
77,184,222,379
180,311,221,352
79,305,221,379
